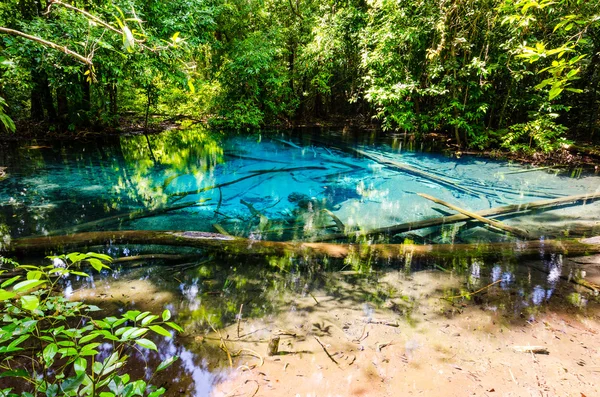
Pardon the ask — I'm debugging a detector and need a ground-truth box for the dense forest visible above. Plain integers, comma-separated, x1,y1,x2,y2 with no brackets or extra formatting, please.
1,0,599,152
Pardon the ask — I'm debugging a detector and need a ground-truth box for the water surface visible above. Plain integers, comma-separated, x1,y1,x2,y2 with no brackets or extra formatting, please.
0,127,599,396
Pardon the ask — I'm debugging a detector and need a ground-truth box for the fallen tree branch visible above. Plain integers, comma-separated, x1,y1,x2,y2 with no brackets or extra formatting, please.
310,192,600,242
417,193,531,239
352,148,481,197
5,230,600,262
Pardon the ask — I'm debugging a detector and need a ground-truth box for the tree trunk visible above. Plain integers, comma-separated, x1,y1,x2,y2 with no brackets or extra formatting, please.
57,86,68,121
4,230,600,262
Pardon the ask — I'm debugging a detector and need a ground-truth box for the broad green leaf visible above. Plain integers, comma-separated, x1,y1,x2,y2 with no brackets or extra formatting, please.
135,338,157,351
73,357,87,375
79,333,100,344
149,325,171,338
166,322,183,333
123,25,136,52
135,311,151,322
20,295,39,311
13,279,45,293
0,289,15,301
161,309,171,322
1,276,20,288
60,373,85,393
148,388,166,397
156,356,178,372
549,86,563,100
141,315,159,326
43,343,58,364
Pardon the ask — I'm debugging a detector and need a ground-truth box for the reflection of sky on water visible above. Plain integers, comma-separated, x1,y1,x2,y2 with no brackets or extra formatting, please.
491,264,513,289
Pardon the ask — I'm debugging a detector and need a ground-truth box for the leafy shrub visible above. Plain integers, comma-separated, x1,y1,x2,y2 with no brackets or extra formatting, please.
501,114,571,154
0,253,181,397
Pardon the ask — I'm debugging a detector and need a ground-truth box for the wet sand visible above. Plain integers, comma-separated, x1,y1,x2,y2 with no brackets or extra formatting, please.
209,265,600,397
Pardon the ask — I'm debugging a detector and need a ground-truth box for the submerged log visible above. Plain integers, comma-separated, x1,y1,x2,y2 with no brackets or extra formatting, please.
417,193,531,239
48,200,210,236
4,230,600,261
352,148,481,197
311,192,600,242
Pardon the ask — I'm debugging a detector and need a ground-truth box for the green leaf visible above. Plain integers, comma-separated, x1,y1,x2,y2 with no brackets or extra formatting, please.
0,369,28,378
20,295,39,311
149,325,172,338
58,347,78,358
13,279,45,293
79,333,100,344
1,276,20,288
161,309,171,322
7,334,30,351
85,252,112,262
0,289,15,301
166,322,183,333
123,25,136,53
60,373,85,393
26,270,43,280
135,338,157,351
148,388,166,397
156,356,178,372
135,311,151,322
73,357,87,375
141,315,159,326
43,343,58,364
549,86,563,100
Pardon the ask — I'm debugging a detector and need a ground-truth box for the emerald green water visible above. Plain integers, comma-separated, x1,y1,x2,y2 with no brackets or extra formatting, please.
0,127,599,396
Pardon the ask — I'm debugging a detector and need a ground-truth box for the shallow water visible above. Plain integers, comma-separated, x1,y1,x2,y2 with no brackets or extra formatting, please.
0,127,599,396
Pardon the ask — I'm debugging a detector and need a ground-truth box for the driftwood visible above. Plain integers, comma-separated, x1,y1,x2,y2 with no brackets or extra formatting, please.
352,148,481,197
417,193,531,239
4,230,600,262
311,192,600,242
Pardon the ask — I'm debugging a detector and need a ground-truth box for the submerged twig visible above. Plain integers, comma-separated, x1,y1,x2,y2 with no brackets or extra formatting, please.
313,336,339,365
237,304,243,338
169,166,326,199
443,279,502,300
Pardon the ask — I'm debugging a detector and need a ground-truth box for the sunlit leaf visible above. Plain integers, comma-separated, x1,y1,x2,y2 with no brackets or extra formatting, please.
135,338,157,351
20,295,39,311
156,356,178,372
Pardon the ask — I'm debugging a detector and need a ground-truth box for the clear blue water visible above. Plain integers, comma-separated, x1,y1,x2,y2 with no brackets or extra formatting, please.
0,127,598,242
1,127,599,396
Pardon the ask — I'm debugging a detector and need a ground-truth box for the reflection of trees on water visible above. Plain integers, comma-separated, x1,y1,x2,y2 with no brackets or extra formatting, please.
0,126,224,236
117,125,224,208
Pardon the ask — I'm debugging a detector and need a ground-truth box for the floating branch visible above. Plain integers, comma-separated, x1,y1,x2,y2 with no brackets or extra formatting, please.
310,192,600,242
417,193,531,239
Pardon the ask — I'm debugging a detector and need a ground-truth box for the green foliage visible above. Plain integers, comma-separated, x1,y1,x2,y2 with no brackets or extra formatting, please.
0,96,14,133
502,113,571,153
0,253,180,396
1,0,600,147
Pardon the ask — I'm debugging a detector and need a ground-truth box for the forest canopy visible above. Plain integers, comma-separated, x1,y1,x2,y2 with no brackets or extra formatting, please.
1,0,599,151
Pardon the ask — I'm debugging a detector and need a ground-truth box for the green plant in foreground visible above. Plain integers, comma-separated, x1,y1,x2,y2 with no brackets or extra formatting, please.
0,253,182,397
